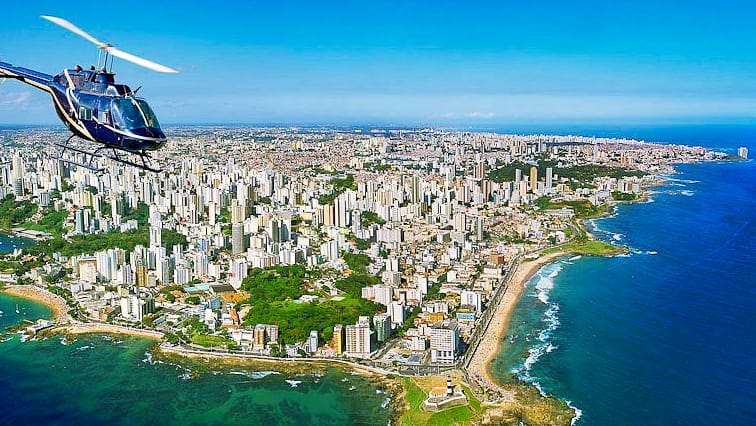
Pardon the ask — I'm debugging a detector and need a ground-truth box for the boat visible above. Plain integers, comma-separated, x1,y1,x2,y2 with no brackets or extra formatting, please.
285,380,302,388
15,304,20,314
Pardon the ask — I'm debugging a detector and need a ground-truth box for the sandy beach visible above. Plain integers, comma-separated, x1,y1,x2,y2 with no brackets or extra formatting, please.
467,250,567,396
2,285,71,323
59,323,165,340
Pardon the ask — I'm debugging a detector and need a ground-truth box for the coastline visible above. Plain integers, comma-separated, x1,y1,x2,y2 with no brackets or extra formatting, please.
467,251,567,395
57,323,165,341
1,285,70,323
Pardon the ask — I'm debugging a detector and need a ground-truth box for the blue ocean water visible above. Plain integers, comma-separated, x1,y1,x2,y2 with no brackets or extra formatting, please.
494,129,756,424
0,232,36,254
0,295,394,425
0,220,393,425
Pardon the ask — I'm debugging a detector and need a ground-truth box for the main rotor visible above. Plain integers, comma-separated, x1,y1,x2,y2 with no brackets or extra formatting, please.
41,15,178,74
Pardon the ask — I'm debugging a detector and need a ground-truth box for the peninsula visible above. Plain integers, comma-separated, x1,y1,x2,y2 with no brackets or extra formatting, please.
0,126,727,425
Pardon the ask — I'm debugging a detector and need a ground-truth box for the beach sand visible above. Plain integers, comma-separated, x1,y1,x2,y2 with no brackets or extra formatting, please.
60,323,164,340
2,285,71,323
467,251,566,397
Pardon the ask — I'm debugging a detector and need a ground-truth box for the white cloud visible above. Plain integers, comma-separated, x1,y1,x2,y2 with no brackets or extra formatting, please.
463,111,495,119
0,91,32,107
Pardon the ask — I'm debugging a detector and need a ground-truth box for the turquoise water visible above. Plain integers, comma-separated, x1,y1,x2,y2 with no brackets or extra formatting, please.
0,295,394,425
0,232,36,253
493,158,756,424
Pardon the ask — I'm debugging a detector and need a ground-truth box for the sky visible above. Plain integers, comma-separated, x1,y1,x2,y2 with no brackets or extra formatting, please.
1,0,756,126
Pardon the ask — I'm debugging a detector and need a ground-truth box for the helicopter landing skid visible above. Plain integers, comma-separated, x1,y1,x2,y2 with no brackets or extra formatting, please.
53,138,162,173
52,138,105,172
101,149,162,173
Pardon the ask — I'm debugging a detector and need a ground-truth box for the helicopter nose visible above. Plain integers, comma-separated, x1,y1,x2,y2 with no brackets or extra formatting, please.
132,127,166,140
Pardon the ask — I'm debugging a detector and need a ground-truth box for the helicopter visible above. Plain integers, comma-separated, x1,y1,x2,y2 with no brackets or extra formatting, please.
0,15,177,172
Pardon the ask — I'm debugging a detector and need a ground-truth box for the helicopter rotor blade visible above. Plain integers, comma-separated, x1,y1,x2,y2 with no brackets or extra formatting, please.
40,15,178,74
40,15,105,47
106,47,178,74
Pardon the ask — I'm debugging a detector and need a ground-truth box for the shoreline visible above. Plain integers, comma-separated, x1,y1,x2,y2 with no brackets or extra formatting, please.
466,250,567,396
1,285,70,323
57,323,165,341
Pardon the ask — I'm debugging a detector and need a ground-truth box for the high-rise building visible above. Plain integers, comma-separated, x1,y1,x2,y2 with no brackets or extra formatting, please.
12,178,23,197
231,223,246,254
75,209,85,234
473,161,486,180
193,252,209,277
430,320,460,364
545,167,553,189
39,191,50,207
738,146,749,159
11,151,24,181
149,226,162,248
373,313,391,343
332,324,344,355
388,301,405,326
530,167,538,193
461,290,482,312
135,261,148,287
231,199,246,224
229,258,248,289
345,316,372,358
305,330,318,353
453,212,466,233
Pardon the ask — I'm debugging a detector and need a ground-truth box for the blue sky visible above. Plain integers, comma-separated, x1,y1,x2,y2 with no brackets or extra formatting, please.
1,0,756,126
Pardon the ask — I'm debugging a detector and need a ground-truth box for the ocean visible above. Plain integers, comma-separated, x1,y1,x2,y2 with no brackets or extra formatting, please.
492,127,756,424
0,238,393,425
0,232,36,254
0,294,394,425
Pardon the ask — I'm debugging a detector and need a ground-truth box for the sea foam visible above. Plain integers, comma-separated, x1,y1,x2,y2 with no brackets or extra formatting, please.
229,371,280,380
567,400,583,425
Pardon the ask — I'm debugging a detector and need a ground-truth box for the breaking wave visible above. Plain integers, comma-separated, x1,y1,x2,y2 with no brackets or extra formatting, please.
228,371,280,380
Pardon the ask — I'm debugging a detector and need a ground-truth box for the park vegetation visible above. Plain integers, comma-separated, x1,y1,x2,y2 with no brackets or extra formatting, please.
488,160,646,188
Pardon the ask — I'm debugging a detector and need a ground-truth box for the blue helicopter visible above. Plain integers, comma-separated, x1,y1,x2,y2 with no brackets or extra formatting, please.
0,16,177,172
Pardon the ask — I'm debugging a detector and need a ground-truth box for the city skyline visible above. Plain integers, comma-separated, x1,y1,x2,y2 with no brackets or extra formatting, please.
2,1,756,125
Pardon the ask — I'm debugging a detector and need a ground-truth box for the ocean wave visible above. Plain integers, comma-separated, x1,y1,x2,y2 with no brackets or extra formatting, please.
661,176,700,184
228,370,281,380
658,189,695,197
533,263,562,305
76,344,93,352
142,351,153,364
285,379,302,388
567,400,583,425
514,304,561,376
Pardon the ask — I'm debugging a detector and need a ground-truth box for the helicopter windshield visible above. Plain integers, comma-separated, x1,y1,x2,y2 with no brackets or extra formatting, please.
111,98,161,130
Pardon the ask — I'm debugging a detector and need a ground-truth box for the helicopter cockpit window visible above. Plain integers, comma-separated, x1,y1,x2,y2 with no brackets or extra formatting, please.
136,100,160,128
111,98,161,130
